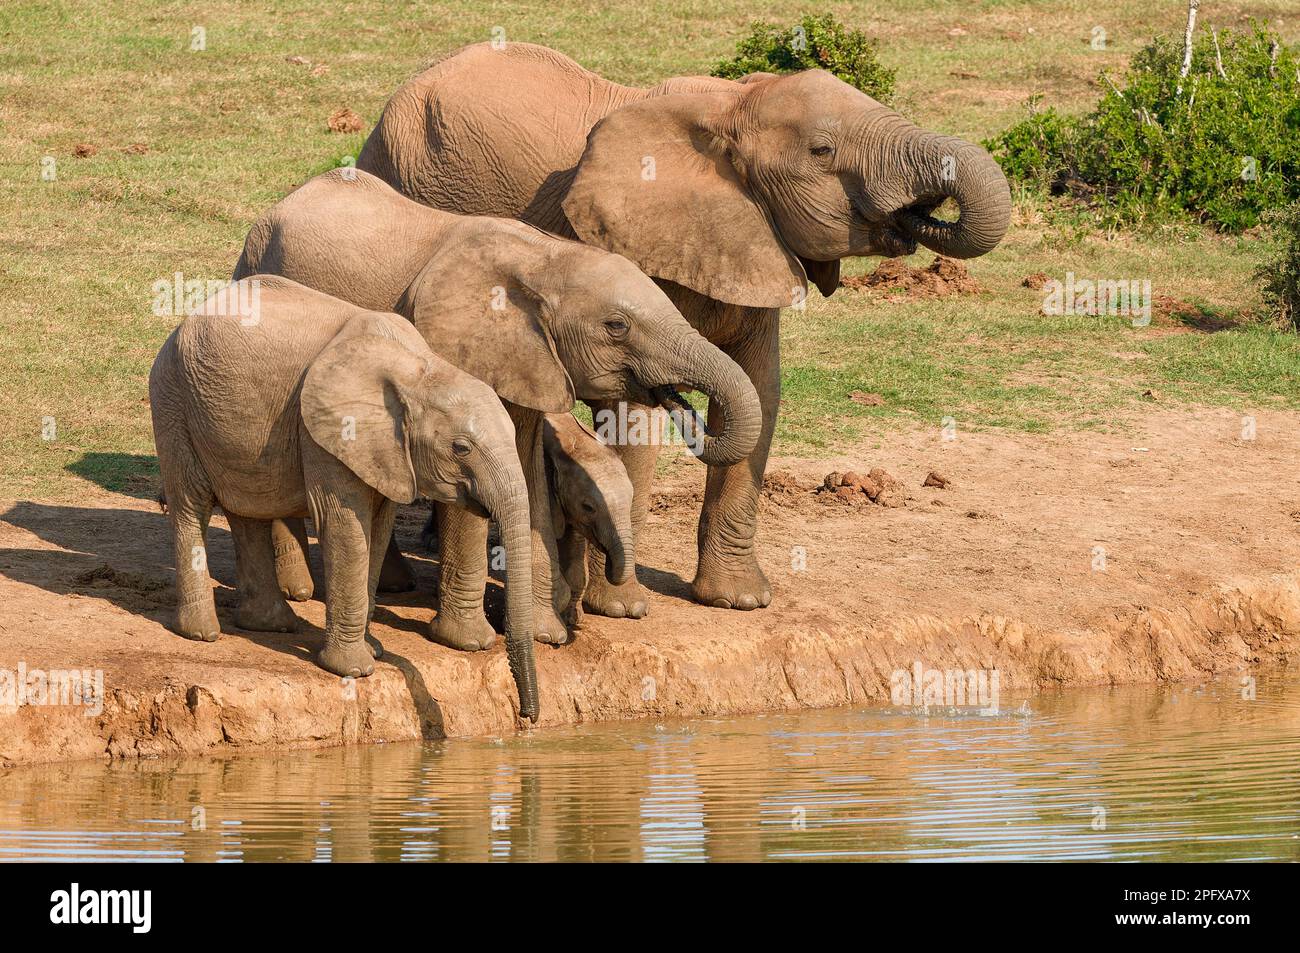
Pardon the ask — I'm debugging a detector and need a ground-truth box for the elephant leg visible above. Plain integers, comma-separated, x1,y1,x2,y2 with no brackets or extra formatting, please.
376,532,417,593
556,524,588,629
428,501,497,652
362,499,396,660
271,517,314,602
582,400,653,620
310,482,378,678
230,515,299,633
691,310,779,610
165,466,220,643
510,405,572,645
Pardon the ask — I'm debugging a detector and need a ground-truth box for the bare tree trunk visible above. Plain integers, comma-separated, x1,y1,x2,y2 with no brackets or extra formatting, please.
1211,28,1227,79
1177,0,1200,95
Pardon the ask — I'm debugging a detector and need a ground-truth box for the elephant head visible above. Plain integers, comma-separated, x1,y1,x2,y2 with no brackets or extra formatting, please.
561,69,1012,306
543,412,635,586
395,218,763,467
300,314,539,721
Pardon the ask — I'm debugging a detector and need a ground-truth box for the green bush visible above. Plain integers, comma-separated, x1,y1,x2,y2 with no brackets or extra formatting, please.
711,14,895,102
1256,201,1300,330
985,23,1300,231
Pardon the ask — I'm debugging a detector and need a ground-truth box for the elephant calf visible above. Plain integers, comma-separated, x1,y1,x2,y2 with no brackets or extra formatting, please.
543,412,636,623
148,276,539,720
421,411,638,634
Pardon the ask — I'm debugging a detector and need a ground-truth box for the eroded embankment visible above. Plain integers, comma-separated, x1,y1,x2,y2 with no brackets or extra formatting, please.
3,406,1299,766
0,568,1296,767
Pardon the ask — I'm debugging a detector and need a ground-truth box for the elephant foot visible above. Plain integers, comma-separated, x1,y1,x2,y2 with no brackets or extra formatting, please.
691,554,772,611
427,609,498,652
174,597,220,643
534,600,572,646
582,575,649,619
317,640,375,678
235,595,299,633
366,631,384,659
377,547,417,593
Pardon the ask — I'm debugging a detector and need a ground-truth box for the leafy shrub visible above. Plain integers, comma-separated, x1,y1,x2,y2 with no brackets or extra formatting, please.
711,14,895,102
985,23,1300,231
1256,201,1300,330
984,99,1079,190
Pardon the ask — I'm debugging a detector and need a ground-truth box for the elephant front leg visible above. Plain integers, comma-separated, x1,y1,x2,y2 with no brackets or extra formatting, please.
428,501,498,652
230,515,300,633
556,524,588,628
311,489,379,678
582,399,654,620
691,312,779,610
362,498,396,660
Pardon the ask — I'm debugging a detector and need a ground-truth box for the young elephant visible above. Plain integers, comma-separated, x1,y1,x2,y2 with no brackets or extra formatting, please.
233,168,762,647
148,276,539,720
422,412,637,627
543,412,637,623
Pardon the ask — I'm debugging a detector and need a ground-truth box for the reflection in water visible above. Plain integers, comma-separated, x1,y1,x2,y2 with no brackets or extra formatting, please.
0,675,1297,862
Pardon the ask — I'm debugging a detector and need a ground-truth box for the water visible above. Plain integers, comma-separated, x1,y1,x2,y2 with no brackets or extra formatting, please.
1,675,1297,862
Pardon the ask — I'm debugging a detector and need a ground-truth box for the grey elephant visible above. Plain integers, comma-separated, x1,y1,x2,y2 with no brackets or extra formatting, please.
233,168,761,647
543,412,635,625
356,42,1012,613
419,411,636,634
148,275,539,720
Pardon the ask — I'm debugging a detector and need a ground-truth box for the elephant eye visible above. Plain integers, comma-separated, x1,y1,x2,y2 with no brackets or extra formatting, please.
604,317,629,338
810,145,834,158
452,438,472,457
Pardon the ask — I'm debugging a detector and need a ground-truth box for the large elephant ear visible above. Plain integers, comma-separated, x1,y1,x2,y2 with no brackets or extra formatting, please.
562,91,806,309
300,327,429,504
396,225,575,414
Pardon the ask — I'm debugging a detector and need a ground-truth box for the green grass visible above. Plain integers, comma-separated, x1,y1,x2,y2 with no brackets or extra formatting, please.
2,0,1298,497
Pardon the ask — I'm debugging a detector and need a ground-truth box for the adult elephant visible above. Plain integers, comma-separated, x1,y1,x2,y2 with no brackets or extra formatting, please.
357,42,1011,611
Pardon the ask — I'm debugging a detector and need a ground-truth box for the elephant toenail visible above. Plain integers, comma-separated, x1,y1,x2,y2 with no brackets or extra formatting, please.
711,598,731,609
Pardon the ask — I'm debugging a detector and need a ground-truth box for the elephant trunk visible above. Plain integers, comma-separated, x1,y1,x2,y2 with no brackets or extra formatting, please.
598,514,634,586
863,119,1012,260
645,327,762,469
483,476,539,722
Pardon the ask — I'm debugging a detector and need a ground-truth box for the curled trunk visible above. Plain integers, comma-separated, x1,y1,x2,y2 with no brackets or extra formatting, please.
866,121,1012,260
647,328,762,468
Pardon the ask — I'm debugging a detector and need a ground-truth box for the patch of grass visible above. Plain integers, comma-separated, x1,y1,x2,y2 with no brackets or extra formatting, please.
2,1,1298,499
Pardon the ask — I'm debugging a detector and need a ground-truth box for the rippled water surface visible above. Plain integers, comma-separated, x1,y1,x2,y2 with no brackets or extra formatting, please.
1,675,1297,862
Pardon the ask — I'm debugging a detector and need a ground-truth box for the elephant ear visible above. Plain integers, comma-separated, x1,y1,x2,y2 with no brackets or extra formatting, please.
300,327,430,504
396,225,575,414
562,91,806,310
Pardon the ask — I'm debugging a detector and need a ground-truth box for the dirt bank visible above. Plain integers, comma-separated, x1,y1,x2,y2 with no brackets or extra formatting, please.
1,407,1298,766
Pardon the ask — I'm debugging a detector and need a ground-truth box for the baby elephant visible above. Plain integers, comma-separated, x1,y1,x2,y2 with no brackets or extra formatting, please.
423,412,638,636
148,276,539,720
542,413,639,623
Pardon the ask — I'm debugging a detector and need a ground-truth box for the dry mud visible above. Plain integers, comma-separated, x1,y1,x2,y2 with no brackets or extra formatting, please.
1,407,1297,766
